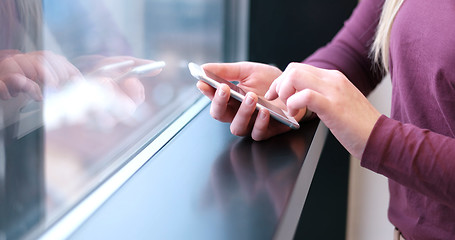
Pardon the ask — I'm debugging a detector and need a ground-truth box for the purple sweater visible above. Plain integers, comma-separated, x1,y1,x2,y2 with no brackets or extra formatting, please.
304,0,455,239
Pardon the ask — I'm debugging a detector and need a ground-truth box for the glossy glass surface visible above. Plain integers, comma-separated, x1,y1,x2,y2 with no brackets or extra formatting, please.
0,0,223,239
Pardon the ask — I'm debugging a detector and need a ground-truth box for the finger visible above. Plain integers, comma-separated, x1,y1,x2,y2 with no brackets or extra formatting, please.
1,73,42,100
273,63,304,99
196,80,215,100
57,55,84,81
119,77,145,104
230,92,257,136
11,54,37,80
41,52,72,81
276,68,299,102
202,62,262,84
65,61,84,81
264,79,279,100
50,53,83,83
0,81,12,100
229,141,256,199
251,108,271,141
281,64,329,96
272,63,326,105
32,54,59,86
250,140,269,178
210,83,232,122
286,89,329,117
202,62,244,82
26,80,42,101
265,64,300,101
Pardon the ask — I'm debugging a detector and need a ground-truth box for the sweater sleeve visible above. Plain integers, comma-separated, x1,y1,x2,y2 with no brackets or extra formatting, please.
362,115,455,208
303,0,385,96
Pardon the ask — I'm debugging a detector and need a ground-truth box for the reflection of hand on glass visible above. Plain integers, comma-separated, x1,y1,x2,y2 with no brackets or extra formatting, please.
81,56,164,104
209,134,306,218
0,50,81,101
45,55,164,130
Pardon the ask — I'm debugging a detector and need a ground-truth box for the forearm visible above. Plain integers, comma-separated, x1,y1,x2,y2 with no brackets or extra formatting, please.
362,115,455,208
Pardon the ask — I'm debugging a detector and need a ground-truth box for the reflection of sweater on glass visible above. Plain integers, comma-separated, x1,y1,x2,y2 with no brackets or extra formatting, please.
304,0,455,239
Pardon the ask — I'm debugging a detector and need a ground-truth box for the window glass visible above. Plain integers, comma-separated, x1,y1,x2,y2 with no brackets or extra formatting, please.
0,0,224,238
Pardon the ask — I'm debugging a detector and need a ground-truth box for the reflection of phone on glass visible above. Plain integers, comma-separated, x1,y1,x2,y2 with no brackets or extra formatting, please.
188,62,300,129
89,60,166,81
114,61,166,81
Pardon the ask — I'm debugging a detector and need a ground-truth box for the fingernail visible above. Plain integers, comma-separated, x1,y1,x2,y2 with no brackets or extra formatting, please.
260,109,267,119
218,87,226,97
245,93,254,105
264,91,270,99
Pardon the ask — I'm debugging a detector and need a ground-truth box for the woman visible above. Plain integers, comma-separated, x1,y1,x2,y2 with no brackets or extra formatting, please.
197,0,455,239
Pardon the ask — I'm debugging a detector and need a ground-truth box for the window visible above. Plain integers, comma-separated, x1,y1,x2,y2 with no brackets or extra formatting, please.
0,0,246,238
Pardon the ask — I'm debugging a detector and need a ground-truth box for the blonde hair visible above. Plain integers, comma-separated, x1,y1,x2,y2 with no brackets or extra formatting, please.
371,0,404,72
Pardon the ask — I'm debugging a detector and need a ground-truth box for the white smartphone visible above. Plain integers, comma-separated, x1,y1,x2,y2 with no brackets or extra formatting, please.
188,62,300,129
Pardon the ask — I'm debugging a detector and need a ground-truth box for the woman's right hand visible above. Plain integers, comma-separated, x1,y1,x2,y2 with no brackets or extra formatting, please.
196,62,306,141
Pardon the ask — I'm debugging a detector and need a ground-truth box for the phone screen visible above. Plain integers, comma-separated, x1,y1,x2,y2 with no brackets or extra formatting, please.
189,62,299,129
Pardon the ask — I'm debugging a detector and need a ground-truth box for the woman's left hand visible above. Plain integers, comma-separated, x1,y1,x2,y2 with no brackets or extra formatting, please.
265,62,381,159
